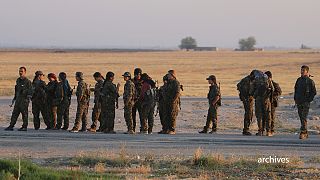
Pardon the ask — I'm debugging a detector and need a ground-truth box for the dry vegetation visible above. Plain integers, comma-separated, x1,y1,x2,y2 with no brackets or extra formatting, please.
0,50,319,96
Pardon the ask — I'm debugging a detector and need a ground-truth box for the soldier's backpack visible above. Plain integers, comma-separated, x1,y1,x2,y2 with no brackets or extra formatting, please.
144,80,157,104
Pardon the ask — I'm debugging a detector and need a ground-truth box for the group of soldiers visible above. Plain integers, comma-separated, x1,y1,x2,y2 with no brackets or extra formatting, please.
4,67,181,135
4,65,317,139
235,65,316,139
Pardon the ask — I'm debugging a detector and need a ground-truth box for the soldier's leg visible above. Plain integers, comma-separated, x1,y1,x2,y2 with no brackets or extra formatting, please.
21,101,29,128
41,103,51,129
255,99,264,135
204,107,212,132
73,104,84,130
32,102,41,129
106,103,116,132
91,103,99,129
243,99,253,133
211,106,218,131
81,105,89,131
264,99,272,133
56,105,63,129
147,104,155,133
124,105,133,131
51,106,58,128
63,102,70,129
140,104,149,132
9,104,21,128
297,103,310,134
270,105,276,133
169,103,179,132
132,104,137,132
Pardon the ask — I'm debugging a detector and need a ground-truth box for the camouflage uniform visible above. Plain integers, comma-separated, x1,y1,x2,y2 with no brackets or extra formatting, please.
237,76,254,134
253,77,274,135
164,79,181,132
90,79,104,130
56,80,72,129
123,80,136,132
100,80,118,132
270,81,282,133
294,76,317,135
32,79,50,129
72,80,90,131
46,80,59,128
132,77,143,132
9,77,32,128
158,85,168,132
203,84,221,132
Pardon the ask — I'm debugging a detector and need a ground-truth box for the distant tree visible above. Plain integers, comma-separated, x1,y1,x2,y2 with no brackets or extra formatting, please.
179,36,197,51
238,36,256,51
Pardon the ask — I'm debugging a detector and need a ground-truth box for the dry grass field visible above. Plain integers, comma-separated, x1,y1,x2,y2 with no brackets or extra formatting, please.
0,50,319,96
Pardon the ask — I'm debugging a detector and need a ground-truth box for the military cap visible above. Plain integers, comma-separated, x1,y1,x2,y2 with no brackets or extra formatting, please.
163,74,169,81
122,72,131,77
206,75,216,81
35,71,44,76
93,72,102,78
134,68,142,76
168,70,176,79
106,71,115,78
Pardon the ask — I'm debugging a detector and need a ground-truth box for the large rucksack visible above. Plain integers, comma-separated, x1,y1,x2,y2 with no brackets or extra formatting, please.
253,70,271,98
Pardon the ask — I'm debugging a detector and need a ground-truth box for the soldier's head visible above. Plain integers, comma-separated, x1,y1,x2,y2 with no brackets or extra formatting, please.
19,66,27,78
35,71,45,80
249,70,257,80
141,73,150,82
47,73,57,82
301,65,309,77
122,72,131,81
167,70,176,80
206,75,216,85
265,71,272,79
106,71,115,82
93,72,103,82
75,72,84,81
163,74,169,84
59,72,67,81
134,68,142,80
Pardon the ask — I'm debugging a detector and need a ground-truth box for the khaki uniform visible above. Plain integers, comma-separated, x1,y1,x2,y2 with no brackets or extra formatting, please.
237,76,254,133
164,79,181,132
90,80,104,130
9,77,32,128
294,76,317,134
101,80,118,132
32,79,50,129
270,81,282,133
46,80,59,128
72,80,90,131
132,78,143,132
123,80,136,131
56,80,72,129
204,84,221,131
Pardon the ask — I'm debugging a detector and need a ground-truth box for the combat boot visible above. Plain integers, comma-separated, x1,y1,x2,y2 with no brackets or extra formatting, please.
4,126,14,131
61,126,68,130
199,126,208,134
124,130,135,134
266,131,273,137
87,128,96,133
299,132,308,139
158,129,168,134
242,131,252,136
209,128,217,134
167,130,176,135
256,131,264,136
18,127,27,131
69,127,79,133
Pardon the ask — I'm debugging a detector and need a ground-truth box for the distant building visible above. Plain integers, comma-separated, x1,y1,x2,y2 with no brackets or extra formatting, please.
194,47,218,51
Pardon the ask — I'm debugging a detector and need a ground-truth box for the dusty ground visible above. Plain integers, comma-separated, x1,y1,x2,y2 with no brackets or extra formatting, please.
0,50,320,96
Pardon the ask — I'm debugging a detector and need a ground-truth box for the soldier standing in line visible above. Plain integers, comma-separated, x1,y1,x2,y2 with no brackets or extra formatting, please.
252,70,274,136
132,68,143,132
5,67,32,131
165,70,181,135
265,71,282,136
70,72,90,133
100,72,119,133
294,65,317,139
46,73,59,129
56,72,72,130
199,75,221,133
31,71,50,130
157,74,169,134
87,72,104,132
122,72,136,134
139,73,156,134
237,72,255,136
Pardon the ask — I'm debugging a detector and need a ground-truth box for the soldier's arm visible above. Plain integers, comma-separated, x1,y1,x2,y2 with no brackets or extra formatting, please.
274,82,282,96
211,86,220,105
172,81,181,103
77,82,85,102
310,80,317,100
294,79,299,101
26,80,33,99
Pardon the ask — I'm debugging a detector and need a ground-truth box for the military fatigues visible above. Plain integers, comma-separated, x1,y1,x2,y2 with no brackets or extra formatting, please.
237,76,254,134
270,81,282,133
203,84,221,132
100,80,118,132
294,76,317,135
46,80,59,129
90,80,104,130
56,80,72,129
140,82,156,133
164,79,181,132
9,77,32,128
32,79,50,129
253,77,274,134
72,80,90,131
132,78,143,132
158,85,168,132
123,80,136,132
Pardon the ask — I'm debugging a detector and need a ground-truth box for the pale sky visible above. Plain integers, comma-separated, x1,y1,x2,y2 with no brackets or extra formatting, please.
0,0,319,48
